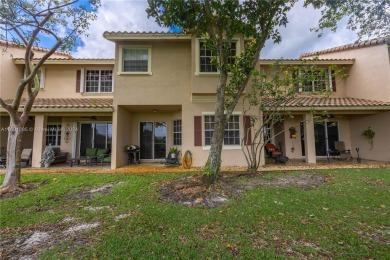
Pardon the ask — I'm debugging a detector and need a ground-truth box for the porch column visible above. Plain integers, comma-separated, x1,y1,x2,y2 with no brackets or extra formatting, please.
111,105,132,169
303,113,316,164
259,110,265,167
31,115,47,167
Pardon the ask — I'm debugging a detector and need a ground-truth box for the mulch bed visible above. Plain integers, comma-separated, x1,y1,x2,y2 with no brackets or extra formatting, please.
160,171,328,208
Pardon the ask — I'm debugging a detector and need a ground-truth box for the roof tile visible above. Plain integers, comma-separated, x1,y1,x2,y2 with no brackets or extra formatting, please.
264,97,390,108
300,37,390,58
5,98,113,109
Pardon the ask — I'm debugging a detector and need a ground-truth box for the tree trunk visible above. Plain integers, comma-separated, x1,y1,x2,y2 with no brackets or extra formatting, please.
205,72,228,182
1,120,24,192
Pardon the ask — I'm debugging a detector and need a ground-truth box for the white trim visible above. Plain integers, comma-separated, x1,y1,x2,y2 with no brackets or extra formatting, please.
195,38,241,76
202,113,242,148
80,68,85,93
202,145,241,151
84,69,113,93
39,68,45,89
118,45,152,75
71,122,77,157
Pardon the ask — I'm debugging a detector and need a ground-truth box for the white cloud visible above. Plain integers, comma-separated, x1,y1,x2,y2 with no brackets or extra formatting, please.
262,0,358,59
73,0,359,59
73,0,165,58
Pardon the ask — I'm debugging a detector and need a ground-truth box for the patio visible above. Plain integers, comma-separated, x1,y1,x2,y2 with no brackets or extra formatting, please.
0,159,389,175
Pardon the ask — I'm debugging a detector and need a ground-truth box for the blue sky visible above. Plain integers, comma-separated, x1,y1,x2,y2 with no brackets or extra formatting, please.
37,0,358,59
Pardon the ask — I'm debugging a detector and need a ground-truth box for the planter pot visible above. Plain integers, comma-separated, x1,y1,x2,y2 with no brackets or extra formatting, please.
44,162,50,168
171,154,176,159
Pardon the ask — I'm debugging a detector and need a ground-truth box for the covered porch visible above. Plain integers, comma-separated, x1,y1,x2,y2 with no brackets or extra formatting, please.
0,98,113,168
111,104,182,169
264,97,390,164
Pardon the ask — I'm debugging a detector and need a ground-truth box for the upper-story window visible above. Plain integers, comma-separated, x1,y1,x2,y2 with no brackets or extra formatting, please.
297,68,331,92
85,70,113,93
204,115,240,146
199,41,237,73
119,46,152,75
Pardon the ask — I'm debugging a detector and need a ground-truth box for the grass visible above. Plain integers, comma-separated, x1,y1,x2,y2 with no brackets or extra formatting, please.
1,168,389,259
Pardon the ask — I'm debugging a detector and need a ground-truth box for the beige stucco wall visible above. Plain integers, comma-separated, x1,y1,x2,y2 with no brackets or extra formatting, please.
309,45,390,102
0,45,70,99
349,111,390,162
36,65,114,99
114,41,191,106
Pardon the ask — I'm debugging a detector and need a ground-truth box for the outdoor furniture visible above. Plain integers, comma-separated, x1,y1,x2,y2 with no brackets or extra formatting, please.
100,153,111,166
126,146,140,165
334,141,353,161
69,156,97,167
52,147,68,164
265,143,283,158
21,148,32,166
0,147,5,168
161,151,180,166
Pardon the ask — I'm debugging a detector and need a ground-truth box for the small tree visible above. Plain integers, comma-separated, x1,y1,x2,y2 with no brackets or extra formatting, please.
241,60,346,173
147,0,298,182
0,0,99,193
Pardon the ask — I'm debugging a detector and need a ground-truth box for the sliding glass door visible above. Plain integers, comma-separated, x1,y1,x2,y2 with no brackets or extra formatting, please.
140,122,166,159
301,121,339,156
80,123,112,156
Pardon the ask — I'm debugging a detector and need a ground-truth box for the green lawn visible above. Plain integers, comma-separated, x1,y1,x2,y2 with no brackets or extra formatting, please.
1,168,389,259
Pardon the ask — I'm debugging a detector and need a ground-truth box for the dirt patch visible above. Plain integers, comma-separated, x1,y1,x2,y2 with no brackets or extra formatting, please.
160,172,327,208
0,181,49,200
0,220,100,260
67,182,124,200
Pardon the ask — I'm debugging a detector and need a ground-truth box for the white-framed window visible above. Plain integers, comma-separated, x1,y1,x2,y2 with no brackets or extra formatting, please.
85,70,113,93
197,40,238,74
297,68,332,92
204,115,240,146
119,45,152,75
173,120,182,146
24,68,45,89
46,124,61,146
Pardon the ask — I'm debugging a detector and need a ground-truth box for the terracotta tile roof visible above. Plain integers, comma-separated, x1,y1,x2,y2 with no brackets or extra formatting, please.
5,98,113,109
300,37,390,58
13,58,114,61
264,97,390,110
259,58,354,62
0,40,72,58
104,31,186,35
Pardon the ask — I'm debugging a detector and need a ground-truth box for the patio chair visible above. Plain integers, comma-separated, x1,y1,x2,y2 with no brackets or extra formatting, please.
334,141,352,161
265,143,283,158
162,151,180,166
21,148,32,166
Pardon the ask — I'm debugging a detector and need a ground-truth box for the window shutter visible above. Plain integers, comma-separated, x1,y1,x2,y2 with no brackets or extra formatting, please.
194,116,202,146
331,70,336,92
243,115,252,145
76,70,81,93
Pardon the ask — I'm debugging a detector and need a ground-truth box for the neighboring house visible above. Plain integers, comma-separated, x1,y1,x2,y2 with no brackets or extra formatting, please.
0,35,389,169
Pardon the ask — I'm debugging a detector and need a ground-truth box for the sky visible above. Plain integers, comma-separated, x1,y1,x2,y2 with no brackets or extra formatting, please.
71,0,359,59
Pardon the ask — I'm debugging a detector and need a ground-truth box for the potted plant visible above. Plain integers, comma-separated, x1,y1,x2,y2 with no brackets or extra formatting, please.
362,127,375,150
289,126,297,138
169,147,178,158
40,146,55,168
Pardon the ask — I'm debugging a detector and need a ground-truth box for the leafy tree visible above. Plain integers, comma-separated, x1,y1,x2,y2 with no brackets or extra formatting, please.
147,0,297,182
307,0,390,40
0,0,99,193
241,61,347,173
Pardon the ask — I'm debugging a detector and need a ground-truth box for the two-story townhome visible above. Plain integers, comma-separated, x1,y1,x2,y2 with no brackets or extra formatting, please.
0,35,389,169
0,40,114,167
